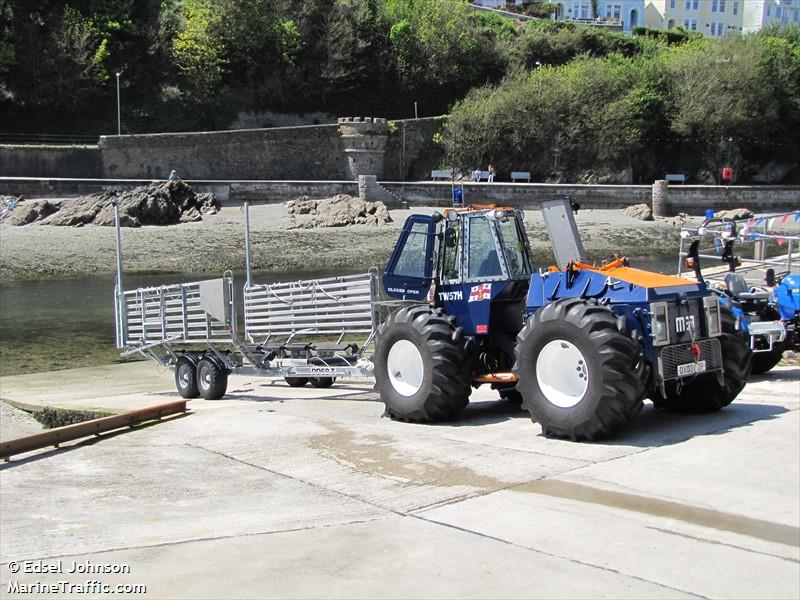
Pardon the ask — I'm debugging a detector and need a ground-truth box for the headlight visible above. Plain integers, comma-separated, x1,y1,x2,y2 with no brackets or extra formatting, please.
703,295,722,337
651,302,670,346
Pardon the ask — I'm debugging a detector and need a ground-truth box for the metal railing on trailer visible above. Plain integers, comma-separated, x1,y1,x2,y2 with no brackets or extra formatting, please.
112,201,381,396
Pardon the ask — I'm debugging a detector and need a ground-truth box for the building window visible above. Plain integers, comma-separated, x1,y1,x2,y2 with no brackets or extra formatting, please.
606,3,621,19
733,1,738,15
693,0,699,9
766,5,771,16
670,0,675,7
720,0,726,12
684,18,698,30
684,0,691,9
712,0,718,11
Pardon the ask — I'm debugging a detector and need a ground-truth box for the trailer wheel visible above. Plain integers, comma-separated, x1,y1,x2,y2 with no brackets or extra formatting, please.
284,377,309,387
196,357,228,400
655,306,751,413
175,355,200,399
375,305,472,422
513,298,646,441
310,377,335,388
750,348,782,375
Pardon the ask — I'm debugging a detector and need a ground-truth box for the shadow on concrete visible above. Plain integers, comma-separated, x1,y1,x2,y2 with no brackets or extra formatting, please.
604,401,789,448
748,368,800,383
432,398,790,449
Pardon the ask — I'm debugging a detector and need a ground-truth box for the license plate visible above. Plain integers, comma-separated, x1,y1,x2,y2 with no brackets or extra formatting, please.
677,360,706,377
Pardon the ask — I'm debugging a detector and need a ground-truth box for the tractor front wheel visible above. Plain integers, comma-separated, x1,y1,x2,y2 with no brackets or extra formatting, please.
513,298,646,441
375,305,472,422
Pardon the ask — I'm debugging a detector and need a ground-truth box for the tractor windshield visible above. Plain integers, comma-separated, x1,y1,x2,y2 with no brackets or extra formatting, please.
497,216,532,279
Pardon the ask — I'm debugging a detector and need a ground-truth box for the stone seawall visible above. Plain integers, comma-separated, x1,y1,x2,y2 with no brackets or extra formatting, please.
0,145,102,179
1,117,444,181
2,177,798,215
99,125,346,180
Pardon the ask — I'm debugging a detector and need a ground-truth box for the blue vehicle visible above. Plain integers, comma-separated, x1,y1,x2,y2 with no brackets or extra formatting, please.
679,214,800,374
375,200,751,440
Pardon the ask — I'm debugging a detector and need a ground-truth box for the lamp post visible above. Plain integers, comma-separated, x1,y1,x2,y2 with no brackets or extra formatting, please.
116,72,121,135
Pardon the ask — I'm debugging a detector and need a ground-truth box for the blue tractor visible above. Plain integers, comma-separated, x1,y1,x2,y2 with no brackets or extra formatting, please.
375,200,751,440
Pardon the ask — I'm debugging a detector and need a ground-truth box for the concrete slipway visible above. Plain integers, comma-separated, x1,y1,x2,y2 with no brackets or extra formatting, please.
0,363,798,599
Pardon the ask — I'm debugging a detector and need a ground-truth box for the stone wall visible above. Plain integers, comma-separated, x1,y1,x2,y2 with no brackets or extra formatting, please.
99,125,347,180
0,145,102,178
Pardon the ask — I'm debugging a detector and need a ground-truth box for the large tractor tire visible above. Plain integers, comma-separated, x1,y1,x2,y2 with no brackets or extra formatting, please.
513,298,647,441
654,306,751,413
196,356,229,400
374,305,472,422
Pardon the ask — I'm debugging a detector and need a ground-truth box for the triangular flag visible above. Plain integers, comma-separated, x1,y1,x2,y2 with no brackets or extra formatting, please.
781,213,790,224
756,217,766,226
768,217,777,230
794,211,800,222
777,237,785,246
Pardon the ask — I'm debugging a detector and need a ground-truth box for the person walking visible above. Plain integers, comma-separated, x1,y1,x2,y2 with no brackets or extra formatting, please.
488,163,495,183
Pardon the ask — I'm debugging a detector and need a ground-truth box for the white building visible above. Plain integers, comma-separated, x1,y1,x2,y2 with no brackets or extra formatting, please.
645,0,799,36
471,0,525,7
551,1,646,32
742,0,800,33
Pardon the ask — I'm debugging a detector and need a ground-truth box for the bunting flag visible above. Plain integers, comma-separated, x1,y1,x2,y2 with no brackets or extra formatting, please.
768,217,777,230
795,211,800,223
747,218,756,228
777,237,785,246
781,213,790,224
756,217,766,226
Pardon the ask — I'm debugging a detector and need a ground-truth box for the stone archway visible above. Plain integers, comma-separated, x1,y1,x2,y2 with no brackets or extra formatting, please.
667,18,676,29
629,8,639,28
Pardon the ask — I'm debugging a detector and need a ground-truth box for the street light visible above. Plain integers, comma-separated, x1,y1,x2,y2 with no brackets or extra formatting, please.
116,72,122,135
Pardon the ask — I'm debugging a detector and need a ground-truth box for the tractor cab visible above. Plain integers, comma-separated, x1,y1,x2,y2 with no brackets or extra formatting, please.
383,206,533,360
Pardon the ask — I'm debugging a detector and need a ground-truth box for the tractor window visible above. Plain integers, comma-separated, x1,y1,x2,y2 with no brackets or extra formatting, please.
498,218,532,279
442,220,461,280
393,222,429,278
468,217,501,279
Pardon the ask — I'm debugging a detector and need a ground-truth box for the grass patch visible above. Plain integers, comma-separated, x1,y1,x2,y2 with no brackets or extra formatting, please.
32,407,114,429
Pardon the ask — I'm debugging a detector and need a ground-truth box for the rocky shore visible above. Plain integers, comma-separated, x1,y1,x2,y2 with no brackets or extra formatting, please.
0,202,699,281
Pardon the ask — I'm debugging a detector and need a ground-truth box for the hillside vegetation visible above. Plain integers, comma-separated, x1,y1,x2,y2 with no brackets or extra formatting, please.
1,1,798,182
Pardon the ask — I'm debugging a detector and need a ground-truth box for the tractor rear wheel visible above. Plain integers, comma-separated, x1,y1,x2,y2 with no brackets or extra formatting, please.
375,305,472,422
513,298,646,441
654,306,751,413
196,357,228,400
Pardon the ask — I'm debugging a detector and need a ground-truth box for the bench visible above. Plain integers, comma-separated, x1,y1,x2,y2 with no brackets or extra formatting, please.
431,169,453,181
665,173,686,184
511,171,531,183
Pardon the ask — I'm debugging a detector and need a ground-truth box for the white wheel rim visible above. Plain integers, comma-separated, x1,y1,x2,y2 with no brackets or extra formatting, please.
386,339,424,397
536,340,589,408
179,367,192,387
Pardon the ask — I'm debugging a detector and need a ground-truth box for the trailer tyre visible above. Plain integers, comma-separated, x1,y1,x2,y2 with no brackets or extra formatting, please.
514,298,646,441
284,377,309,387
196,357,228,400
375,305,472,422
175,355,200,399
310,377,336,388
655,306,751,413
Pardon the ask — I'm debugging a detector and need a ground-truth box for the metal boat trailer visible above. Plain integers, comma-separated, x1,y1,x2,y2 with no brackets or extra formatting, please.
112,201,383,398
677,210,799,356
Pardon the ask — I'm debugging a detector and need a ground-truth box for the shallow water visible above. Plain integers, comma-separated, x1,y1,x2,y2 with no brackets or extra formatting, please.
0,257,677,378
